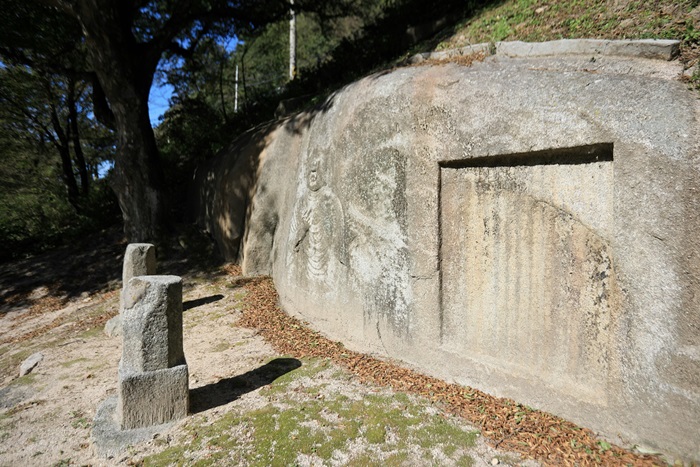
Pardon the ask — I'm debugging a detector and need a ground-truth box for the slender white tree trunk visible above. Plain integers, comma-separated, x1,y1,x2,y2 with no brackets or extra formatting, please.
234,63,239,112
289,0,296,80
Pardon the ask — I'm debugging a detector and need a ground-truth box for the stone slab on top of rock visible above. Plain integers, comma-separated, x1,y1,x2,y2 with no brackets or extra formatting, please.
122,243,157,285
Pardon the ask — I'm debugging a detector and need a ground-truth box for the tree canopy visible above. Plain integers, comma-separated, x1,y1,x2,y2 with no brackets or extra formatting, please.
0,0,464,250
0,0,360,242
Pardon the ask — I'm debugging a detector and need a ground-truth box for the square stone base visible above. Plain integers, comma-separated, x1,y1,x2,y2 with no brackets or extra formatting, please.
117,364,188,430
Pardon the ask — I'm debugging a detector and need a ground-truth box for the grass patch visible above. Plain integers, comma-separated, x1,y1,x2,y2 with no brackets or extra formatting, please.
0,411,16,443
60,358,90,368
0,348,34,380
78,326,104,340
11,373,37,386
211,342,231,352
231,290,247,301
142,358,478,466
439,0,700,59
69,410,91,429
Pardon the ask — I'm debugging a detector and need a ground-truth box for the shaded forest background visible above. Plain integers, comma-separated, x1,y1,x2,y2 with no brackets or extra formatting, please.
1,0,698,262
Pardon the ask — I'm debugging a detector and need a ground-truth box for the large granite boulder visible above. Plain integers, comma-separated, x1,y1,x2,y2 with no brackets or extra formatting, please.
191,40,699,462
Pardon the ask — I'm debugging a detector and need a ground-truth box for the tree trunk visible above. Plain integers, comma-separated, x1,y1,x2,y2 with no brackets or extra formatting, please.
109,90,167,242
47,95,81,212
67,77,90,196
289,0,296,80
57,143,82,212
74,0,168,242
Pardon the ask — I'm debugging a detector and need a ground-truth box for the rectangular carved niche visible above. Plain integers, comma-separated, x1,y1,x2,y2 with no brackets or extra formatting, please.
439,144,615,402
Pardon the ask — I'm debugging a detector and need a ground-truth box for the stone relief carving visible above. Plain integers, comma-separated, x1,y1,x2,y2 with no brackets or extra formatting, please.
288,154,347,288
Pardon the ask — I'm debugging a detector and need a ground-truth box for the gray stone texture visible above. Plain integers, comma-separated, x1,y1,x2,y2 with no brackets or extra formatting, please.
104,314,122,337
409,43,492,64
122,243,156,285
92,397,175,458
18,352,43,377
118,275,188,430
495,38,680,60
410,39,681,64
121,276,185,372
108,243,157,337
117,365,188,430
190,41,699,462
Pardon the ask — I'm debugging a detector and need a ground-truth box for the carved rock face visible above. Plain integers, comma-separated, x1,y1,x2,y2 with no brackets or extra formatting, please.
307,159,323,192
192,41,700,461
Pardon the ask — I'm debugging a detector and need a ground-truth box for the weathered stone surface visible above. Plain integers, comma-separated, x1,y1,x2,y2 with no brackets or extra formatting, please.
410,39,681,64
440,147,616,403
121,276,184,373
191,41,700,462
122,244,156,285
409,43,491,64
108,243,157,337
117,364,189,430
19,352,43,377
104,315,122,337
0,385,32,409
118,275,187,430
496,38,680,60
92,396,175,458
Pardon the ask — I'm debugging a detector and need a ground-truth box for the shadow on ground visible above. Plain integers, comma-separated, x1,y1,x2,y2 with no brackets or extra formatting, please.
183,294,224,311
189,358,302,414
0,225,225,315
0,228,126,313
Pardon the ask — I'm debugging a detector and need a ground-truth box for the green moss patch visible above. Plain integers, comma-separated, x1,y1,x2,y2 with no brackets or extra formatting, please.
142,358,478,466
59,358,90,368
11,373,37,387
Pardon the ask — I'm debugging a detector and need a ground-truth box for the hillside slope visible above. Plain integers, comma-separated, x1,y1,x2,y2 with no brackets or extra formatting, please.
438,0,698,60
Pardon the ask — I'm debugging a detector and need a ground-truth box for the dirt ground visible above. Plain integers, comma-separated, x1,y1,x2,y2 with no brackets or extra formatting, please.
0,234,538,466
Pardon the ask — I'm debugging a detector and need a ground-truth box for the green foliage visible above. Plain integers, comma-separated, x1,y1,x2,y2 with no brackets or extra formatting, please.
440,0,700,47
155,0,466,193
0,116,119,261
0,56,119,259
154,2,384,222
156,97,228,220
0,170,120,261
0,0,85,70
238,10,371,99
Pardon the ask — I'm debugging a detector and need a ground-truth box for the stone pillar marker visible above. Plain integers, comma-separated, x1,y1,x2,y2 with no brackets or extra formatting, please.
93,248,189,457
105,243,157,337
122,243,156,285
117,275,189,430
120,243,156,315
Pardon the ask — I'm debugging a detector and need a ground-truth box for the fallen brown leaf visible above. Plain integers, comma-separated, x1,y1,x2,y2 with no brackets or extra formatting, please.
233,270,663,467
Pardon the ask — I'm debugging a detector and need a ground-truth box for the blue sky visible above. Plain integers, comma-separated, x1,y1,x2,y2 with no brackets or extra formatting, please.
148,82,174,127
147,38,239,127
